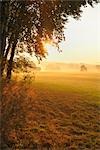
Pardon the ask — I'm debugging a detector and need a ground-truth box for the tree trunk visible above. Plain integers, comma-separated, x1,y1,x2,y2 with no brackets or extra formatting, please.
6,40,17,81
1,34,13,77
0,1,10,78
1,42,11,77
0,1,10,55
0,2,6,57
0,2,7,77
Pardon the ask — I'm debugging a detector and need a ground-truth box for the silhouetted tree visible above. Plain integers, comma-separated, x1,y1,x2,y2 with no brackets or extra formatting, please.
13,56,36,72
0,0,98,80
80,64,87,72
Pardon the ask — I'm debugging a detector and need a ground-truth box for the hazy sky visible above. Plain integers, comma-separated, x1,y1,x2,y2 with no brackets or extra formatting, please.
44,3,100,64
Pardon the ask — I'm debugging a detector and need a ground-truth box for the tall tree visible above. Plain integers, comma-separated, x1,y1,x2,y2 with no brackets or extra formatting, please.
0,0,98,80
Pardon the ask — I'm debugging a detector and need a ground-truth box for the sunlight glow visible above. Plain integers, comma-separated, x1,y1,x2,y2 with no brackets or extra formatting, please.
43,4,100,64
43,41,58,54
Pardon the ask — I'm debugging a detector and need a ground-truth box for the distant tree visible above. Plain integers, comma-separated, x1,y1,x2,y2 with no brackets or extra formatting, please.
80,64,87,72
0,0,98,80
96,65,100,71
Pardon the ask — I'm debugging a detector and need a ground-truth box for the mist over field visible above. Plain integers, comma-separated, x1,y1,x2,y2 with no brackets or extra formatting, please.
39,62,100,73
1,0,100,149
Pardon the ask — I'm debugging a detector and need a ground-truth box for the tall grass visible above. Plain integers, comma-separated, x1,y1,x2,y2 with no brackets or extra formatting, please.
1,72,100,149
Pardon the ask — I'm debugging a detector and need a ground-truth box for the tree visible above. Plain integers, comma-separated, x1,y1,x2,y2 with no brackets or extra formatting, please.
13,56,37,73
0,0,98,81
80,64,87,72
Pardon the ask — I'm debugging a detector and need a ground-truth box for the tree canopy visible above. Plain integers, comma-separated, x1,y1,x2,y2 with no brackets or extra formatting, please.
0,0,98,80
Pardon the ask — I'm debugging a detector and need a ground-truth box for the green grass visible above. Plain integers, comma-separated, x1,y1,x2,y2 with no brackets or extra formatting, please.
1,72,100,149
35,72,100,104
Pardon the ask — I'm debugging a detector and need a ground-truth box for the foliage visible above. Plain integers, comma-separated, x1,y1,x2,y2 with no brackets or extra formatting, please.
0,0,99,79
80,64,87,72
13,56,36,72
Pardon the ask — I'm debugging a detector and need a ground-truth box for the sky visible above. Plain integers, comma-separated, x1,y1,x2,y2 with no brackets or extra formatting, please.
43,3,100,64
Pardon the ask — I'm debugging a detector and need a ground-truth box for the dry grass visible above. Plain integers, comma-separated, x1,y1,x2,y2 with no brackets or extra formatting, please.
1,72,100,149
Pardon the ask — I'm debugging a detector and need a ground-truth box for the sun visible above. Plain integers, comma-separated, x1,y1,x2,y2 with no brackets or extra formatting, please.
43,41,57,53
44,43,52,50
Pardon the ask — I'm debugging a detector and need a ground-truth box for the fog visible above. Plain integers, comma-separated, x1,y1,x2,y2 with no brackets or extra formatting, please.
40,62,100,73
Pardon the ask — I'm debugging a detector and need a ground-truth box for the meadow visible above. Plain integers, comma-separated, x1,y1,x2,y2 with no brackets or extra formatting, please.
1,71,100,149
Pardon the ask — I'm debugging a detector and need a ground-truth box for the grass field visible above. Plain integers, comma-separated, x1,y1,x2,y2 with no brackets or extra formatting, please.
1,72,100,149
